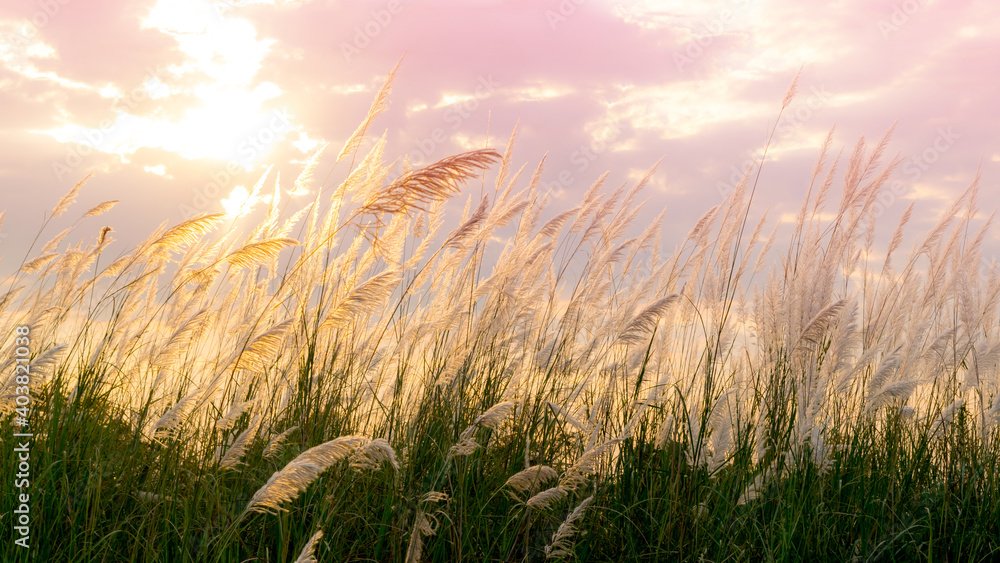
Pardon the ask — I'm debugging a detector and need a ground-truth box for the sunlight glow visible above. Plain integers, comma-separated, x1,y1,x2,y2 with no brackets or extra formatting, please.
221,185,259,217
37,0,293,166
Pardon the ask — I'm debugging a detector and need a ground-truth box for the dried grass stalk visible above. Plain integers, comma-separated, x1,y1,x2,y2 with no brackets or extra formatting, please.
246,436,369,513
293,529,324,563
361,149,501,215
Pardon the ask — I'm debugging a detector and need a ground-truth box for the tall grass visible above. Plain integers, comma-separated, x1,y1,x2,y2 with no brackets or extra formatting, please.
2,72,999,562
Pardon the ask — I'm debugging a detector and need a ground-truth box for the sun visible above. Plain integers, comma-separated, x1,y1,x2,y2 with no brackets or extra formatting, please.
41,0,293,168
221,185,262,217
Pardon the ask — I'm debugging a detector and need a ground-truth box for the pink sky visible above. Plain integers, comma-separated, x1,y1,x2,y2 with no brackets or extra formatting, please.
1,0,998,274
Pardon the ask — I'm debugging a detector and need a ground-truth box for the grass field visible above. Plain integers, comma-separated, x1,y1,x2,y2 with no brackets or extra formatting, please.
2,73,1000,562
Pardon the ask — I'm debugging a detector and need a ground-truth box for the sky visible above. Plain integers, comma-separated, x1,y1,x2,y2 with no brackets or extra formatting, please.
1,0,998,277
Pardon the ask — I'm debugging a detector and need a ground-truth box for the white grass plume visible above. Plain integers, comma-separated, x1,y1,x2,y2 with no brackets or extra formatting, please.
362,149,500,216
51,174,91,218
262,426,299,459
83,200,119,218
324,269,400,328
547,402,589,434
218,415,262,470
351,438,400,472
293,529,323,563
337,57,400,163
215,398,257,431
404,492,448,563
505,465,558,496
929,398,965,437
404,511,435,563
527,486,568,510
150,388,203,439
545,495,594,560
27,344,66,383
149,213,226,254
560,439,621,492
20,253,60,274
463,401,517,436
616,294,679,346
246,436,369,513
222,238,299,270
231,318,295,372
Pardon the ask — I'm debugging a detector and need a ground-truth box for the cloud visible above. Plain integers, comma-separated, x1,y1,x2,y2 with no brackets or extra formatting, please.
1,0,999,276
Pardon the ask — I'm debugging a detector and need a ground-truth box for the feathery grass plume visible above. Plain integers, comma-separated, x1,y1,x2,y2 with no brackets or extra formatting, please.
545,495,594,560
26,344,66,384
83,200,119,218
0,286,23,314
615,294,679,346
218,415,262,470
505,465,558,496
448,436,480,457
262,426,299,459
51,174,91,218
215,398,257,430
444,195,490,251
654,414,676,448
737,473,766,506
350,438,400,472
20,253,59,274
539,206,579,240
403,492,448,563
865,346,904,396
560,440,622,492
460,400,517,439
493,122,519,191
222,237,299,270
231,318,294,372
246,436,368,513
795,298,847,350
882,202,915,276
324,269,400,328
337,57,401,164
422,491,449,504
151,309,211,369
273,204,313,240
97,226,113,246
782,66,801,109
291,144,326,196
361,149,501,215
867,379,932,411
149,213,226,254
527,486,569,510
405,511,436,563
292,529,324,563
929,398,965,437
150,388,203,439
